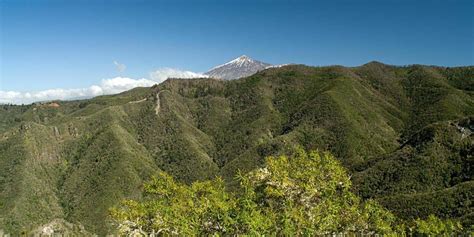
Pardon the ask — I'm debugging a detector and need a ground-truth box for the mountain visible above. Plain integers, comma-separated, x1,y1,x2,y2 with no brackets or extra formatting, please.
205,55,271,80
353,117,473,225
0,62,473,234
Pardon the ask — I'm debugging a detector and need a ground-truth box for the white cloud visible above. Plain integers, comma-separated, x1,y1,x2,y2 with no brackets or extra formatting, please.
149,67,208,83
100,77,156,94
0,77,156,104
114,61,126,73
0,67,207,104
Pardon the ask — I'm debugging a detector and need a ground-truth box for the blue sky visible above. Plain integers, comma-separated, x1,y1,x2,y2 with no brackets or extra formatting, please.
0,0,473,103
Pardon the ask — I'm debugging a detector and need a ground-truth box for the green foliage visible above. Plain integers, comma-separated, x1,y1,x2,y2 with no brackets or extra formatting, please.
408,214,464,235
111,172,237,235
239,148,400,235
111,149,399,235
0,104,31,133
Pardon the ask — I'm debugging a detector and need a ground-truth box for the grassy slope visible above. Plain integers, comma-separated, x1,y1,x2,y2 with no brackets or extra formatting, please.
0,64,472,234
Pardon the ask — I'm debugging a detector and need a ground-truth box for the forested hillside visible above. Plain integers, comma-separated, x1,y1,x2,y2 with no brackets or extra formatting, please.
0,62,472,235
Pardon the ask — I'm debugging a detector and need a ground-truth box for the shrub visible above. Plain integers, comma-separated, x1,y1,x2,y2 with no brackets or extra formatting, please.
111,148,463,235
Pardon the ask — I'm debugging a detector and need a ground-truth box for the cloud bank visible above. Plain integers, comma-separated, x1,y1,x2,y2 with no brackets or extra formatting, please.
0,68,208,104
0,77,156,104
150,68,207,83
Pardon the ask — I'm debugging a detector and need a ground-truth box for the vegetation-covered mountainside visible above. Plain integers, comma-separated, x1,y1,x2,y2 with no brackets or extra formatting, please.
0,62,473,234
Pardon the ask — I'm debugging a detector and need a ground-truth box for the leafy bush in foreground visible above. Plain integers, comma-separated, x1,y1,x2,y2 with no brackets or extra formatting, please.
110,149,400,235
110,148,467,235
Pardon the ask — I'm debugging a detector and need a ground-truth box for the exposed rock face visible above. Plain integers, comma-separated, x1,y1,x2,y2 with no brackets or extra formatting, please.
204,55,271,80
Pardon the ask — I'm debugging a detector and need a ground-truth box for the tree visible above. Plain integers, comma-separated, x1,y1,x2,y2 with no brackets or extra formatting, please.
237,148,397,235
110,172,237,235
109,148,403,235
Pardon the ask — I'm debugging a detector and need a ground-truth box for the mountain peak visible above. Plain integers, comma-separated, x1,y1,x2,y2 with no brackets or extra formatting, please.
205,55,271,80
226,55,255,67
237,55,250,60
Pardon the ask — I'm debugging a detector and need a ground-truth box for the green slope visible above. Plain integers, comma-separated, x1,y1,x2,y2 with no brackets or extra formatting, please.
353,117,473,225
0,63,472,234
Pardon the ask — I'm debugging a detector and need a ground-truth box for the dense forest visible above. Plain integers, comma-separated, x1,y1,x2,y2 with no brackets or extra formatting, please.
0,63,472,235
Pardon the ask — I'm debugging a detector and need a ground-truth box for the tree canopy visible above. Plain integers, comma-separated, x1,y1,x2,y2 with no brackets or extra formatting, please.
111,149,408,235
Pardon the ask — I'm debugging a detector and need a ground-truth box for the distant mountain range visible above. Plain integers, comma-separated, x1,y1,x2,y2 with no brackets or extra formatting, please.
205,55,272,80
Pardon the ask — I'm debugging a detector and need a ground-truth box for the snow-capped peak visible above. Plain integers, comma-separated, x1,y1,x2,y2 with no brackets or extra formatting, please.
209,55,255,71
205,55,271,80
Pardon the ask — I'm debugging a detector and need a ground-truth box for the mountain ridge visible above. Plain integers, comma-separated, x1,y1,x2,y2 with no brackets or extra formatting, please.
0,62,473,234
